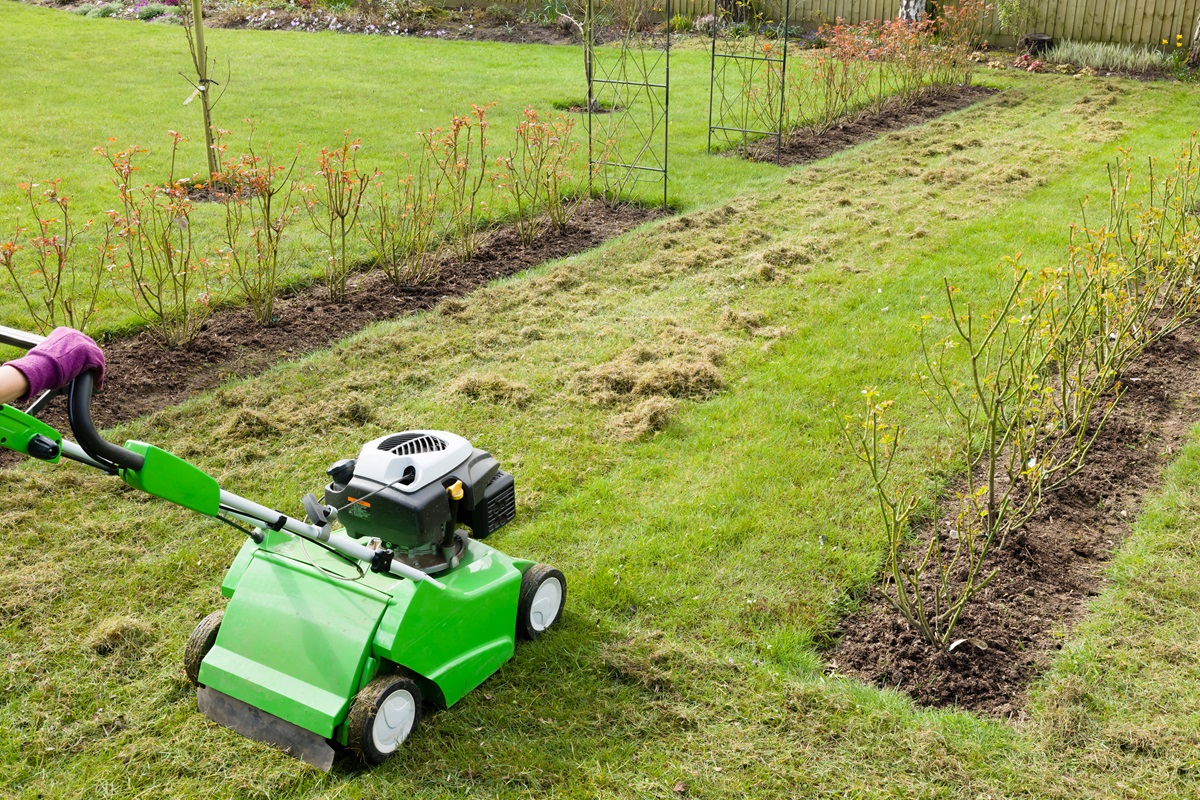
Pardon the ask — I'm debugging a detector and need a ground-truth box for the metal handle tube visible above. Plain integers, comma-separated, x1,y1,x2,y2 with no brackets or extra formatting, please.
59,439,110,470
218,490,444,588
0,325,46,351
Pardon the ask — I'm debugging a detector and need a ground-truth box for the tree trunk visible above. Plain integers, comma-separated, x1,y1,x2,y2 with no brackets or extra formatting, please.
1189,12,1200,68
898,0,927,22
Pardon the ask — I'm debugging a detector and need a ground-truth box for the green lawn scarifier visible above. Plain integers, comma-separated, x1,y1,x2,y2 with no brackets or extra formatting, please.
0,324,566,771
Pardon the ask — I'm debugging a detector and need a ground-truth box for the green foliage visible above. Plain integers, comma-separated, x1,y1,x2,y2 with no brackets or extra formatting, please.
667,12,692,33
530,0,568,24
485,2,518,23
85,2,123,17
1045,39,1174,73
994,0,1038,39
136,3,167,19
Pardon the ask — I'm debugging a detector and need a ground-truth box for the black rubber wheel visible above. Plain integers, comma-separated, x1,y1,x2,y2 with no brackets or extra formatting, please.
517,564,566,641
184,610,223,686
346,674,423,765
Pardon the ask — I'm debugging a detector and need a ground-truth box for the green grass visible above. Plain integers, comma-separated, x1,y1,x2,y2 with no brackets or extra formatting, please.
0,0,789,333
4,2,1200,796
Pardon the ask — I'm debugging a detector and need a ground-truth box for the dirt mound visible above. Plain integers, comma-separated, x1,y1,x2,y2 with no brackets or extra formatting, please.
832,326,1200,716
6,202,655,453
742,84,998,167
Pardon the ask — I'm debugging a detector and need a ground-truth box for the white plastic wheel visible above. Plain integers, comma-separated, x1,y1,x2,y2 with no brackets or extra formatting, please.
528,577,564,633
517,565,566,640
371,688,418,755
348,674,423,765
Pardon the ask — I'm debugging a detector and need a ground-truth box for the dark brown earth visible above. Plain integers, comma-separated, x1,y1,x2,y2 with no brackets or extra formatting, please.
742,84,998,167
831,325,1200,717
203,5,601,45
18,201,656,439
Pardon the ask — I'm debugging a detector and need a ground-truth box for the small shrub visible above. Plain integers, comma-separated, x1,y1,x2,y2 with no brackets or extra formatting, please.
98,133,219,349
668,12,692,33
422,105,493,263
70,5,92,14
87,3,124,17
216,127,300,326
1044,39,1172,74
302,132,373,302
364,149,442,286
136,3,166,19
485,3,517,23
1,179,112,335
495,108,580,246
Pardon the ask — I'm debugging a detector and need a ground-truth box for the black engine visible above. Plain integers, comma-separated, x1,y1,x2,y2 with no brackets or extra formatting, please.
323,431,516,573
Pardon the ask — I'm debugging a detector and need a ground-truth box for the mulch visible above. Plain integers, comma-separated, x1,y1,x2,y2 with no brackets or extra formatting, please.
831,325,1200,717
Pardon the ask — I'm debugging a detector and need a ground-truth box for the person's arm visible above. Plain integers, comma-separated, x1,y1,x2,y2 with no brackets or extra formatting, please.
1,328,105,406
0,364,30,405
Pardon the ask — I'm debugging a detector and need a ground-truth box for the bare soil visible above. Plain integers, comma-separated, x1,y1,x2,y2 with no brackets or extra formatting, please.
202,5,600,45
831,325,1200,717
741,85,997,167
17,202,656,439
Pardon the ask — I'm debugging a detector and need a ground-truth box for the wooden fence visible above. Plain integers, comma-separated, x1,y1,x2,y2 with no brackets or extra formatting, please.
658,0,1199,49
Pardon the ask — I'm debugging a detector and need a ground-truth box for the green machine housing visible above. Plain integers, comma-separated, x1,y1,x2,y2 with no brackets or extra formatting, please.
203,529,533,746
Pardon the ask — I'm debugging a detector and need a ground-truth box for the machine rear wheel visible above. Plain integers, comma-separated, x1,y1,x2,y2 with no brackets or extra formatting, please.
347,674,423,765
184,610,223,686
517,565,565,640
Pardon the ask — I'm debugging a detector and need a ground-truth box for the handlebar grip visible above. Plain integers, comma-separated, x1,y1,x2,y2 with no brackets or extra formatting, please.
0,325,47,351
67,371,145,472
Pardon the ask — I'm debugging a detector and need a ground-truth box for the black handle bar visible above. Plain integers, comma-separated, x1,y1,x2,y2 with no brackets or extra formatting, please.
1,324,142,471
68,371,145,472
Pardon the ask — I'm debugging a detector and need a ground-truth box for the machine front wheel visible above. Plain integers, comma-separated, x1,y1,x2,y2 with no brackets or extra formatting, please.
347,674,423,765
184,610,223,686
517,565,566,640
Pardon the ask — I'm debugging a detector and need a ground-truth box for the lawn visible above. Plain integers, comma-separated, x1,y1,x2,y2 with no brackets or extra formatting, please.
3,1,1200,797
0,0,787,333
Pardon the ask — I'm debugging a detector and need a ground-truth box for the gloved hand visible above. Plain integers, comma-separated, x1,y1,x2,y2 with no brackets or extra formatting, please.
3,327,105,402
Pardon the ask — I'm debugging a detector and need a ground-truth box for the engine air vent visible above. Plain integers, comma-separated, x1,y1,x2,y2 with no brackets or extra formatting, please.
378,433,447,456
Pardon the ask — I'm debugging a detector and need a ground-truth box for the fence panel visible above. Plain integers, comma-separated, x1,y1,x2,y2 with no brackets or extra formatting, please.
575,0,1198,47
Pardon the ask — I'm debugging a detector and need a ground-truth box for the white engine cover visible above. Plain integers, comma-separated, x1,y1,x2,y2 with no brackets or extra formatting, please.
353,430,474,492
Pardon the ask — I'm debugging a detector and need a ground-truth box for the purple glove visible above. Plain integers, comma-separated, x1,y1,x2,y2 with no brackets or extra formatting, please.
4,327,106,402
